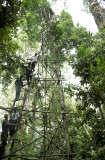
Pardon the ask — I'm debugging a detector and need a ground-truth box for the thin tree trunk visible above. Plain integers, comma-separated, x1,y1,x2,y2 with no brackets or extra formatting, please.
54,62,71,158
98,104,104,119
20,84,29,136
57,80,71,158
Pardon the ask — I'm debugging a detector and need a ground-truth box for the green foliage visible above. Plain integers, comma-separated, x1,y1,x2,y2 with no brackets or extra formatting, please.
0,0,105,159
0,0,21,28
70,29,105,108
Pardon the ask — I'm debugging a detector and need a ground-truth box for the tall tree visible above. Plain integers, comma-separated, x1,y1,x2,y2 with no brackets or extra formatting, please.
83,0,105,28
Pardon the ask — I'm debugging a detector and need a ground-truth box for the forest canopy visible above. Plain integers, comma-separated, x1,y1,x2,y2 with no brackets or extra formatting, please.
0,0,105,160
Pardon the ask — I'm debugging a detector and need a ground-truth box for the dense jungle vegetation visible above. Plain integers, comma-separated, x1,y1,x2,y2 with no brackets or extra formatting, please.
0,0,105,159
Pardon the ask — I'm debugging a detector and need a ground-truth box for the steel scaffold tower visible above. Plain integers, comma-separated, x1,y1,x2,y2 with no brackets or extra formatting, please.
0,7,77,160
0,52,77,160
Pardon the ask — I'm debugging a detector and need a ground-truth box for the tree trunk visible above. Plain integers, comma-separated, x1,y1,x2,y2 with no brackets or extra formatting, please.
87,0,105,28
54,61,71,158
20,84,29,136
57,80,71,158
98,104,104,119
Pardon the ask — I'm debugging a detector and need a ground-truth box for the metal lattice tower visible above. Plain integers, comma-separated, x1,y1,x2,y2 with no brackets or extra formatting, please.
0,7,77,160
0,52,77,160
